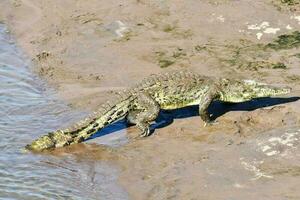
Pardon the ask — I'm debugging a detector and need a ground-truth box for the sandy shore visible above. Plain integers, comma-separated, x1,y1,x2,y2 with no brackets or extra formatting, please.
1,0,300,199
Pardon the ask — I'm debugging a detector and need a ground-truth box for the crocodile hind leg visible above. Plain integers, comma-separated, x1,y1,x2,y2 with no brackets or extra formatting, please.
129,92,160,137
126,110,141,125
199,89,219,126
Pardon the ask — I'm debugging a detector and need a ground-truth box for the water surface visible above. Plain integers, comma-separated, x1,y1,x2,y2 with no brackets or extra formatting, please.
0,24,128,200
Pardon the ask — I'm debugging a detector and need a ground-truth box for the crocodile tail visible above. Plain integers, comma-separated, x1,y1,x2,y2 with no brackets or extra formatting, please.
26,93,133,151
67,98,132,143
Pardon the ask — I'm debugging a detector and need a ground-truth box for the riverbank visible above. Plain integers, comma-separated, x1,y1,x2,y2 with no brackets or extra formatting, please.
1,0,300,199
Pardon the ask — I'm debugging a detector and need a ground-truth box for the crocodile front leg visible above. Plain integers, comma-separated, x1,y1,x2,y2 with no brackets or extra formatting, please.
129,92,160,137
199,88,219,126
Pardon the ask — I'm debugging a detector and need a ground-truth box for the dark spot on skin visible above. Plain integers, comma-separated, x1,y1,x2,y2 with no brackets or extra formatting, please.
116,110,123,116
69,130,79,135
87,128,96,134
107,117,113,122
109,110,117,117
93,123,99,128
103,121,109,126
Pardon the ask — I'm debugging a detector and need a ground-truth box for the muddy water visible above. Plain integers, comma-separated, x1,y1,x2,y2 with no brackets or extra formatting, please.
0,24,128,200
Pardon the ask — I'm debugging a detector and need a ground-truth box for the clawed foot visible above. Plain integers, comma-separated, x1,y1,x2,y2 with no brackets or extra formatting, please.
140,127,151,137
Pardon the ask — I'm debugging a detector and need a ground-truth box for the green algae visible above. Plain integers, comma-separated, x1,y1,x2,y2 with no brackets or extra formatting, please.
155,32,298,70
286,75,300,83
161,23,193,38
193,41,275,71
272,62,287,69
158,59,175,68
172,29,193,39
155,51,175,68
194,45,207,52
294,53,300,59
147,18,193,39
243,61,287,70
280,0,300,5
162,24,177,33
172,48,187,58
272,0,300,11
155,48,188,68
192,32,300,71
266,31,300,50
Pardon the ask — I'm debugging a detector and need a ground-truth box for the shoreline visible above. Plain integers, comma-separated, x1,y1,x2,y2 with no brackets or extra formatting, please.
1,0,300,199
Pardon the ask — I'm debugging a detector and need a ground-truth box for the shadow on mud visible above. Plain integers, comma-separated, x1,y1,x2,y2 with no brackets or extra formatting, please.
89,97,299,139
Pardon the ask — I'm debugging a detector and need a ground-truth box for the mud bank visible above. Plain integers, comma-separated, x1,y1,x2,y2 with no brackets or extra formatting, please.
1,0,300,199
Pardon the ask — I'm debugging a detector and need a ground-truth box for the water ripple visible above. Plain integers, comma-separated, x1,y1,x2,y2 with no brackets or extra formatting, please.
0,24,128,200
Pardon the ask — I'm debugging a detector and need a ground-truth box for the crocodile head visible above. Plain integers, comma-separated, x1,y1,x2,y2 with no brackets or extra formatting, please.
218,79,291,103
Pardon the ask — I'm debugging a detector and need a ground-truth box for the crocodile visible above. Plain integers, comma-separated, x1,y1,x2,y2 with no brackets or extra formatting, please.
26,71,291,151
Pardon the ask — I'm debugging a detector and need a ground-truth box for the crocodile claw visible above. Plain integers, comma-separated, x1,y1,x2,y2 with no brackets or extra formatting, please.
140,127,151,137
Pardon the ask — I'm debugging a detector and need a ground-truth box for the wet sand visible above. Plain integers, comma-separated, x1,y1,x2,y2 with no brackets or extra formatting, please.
1,0,300,199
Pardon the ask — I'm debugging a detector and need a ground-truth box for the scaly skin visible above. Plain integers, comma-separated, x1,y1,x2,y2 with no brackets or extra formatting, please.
26,71,291,151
